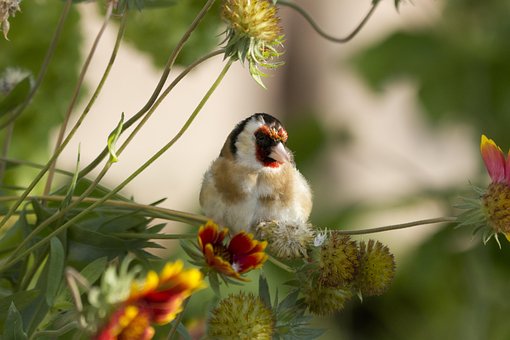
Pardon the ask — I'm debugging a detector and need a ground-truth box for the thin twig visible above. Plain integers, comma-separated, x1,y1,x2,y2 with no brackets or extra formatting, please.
43,2,115,196
333,217,457,235
278,0,380,43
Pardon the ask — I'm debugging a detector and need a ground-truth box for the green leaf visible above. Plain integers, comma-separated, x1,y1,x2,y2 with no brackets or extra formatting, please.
107,112,124,163
259,274,271,308
0,76,31,117
46,237,65,306
2,303,27,340
60,148,80,210
0,290,39,331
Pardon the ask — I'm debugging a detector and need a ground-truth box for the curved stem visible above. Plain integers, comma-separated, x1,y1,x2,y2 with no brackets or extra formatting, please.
78,0,217,178
0,194,208,225
332,217,457,235
0,0,73,130
0,60,232,273
278,0,380,43
0,8,128,230
268,255,296,273
116,49,224,156
43,2,114,196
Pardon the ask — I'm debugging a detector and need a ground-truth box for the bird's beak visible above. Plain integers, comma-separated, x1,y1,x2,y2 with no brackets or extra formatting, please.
269,142,290,164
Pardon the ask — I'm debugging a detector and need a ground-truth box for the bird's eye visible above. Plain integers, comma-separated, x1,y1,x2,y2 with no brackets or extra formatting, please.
255,131,271,146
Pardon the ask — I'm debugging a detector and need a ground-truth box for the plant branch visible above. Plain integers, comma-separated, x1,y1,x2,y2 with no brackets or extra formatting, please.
0,194,208,225
332,217,457,235
278,0,380,43
43,2,115,196
78,0,217,178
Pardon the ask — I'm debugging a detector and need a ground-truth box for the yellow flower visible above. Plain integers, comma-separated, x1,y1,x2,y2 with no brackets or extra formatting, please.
95,260,205,339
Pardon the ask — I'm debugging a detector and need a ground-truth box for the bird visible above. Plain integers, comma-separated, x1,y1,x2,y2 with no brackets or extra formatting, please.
199,113,312,233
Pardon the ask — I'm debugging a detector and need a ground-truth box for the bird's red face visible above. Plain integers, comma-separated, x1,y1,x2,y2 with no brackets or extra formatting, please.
254,125,289,168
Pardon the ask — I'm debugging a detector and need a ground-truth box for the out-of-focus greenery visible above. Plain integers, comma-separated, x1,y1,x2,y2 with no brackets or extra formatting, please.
0,0,81,163
114,1,222,68
340,0,510,338
353,0,510,147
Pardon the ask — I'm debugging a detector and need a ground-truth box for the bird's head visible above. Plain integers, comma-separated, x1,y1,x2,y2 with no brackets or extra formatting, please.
226,113,291,170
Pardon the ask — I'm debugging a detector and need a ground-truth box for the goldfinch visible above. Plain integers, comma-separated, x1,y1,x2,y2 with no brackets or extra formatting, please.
199,113,312,233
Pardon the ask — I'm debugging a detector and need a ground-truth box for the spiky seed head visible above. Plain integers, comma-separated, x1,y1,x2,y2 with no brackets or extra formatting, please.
301,281,351,316
357,240,395,297
318,234,359,287
255,221,314,259
208,292,274,339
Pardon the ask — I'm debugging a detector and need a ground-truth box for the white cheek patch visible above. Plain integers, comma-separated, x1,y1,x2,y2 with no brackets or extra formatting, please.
235,119,264,169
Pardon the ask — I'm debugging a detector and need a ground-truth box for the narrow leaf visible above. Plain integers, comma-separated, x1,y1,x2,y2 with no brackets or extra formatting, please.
107,112,124,163
259,274,271,308
46,237,65,306
2,303,27,340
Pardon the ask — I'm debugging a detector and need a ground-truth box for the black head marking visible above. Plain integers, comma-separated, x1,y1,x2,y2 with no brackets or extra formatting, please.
228,113,284,157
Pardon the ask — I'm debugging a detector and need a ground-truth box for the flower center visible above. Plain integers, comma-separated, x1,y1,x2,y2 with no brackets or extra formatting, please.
213,244,233,263
482,182,510,234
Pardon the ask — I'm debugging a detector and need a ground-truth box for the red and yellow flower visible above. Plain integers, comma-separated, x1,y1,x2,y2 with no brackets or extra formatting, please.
95,260,205,340
198,221,268,281
480,135,510,241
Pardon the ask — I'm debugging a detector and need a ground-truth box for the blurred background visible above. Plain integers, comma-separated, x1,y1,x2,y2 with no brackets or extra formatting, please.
2,0,510,338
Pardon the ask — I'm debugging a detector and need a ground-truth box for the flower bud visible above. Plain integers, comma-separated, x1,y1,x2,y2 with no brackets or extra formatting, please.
356,240,395,297
318,234,359,287
208,292,274,339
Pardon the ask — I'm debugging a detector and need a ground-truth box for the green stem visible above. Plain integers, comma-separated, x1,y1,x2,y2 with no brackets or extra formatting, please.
114,232,196,239
0,0,73,130
78,0,217,178
0,118,15,183
278,0,380,43
116,49,224,156
332,217,457,235
268,255,296,273
0,8,128,230
0,60,232,273
167,298,190,340
43,2,115,196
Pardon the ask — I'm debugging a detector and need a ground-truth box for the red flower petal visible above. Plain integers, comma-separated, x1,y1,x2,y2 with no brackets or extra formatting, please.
481,135,506,183
236,252,268,273
228,232,257,255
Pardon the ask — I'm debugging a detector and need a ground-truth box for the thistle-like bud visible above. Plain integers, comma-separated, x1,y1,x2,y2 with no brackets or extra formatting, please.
318,234,359,287
301,281,351,316
356,240,395,297
0,0,21,40
255,221,314,259
207,292,274,339
482,182,510,236
221,0,284,87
